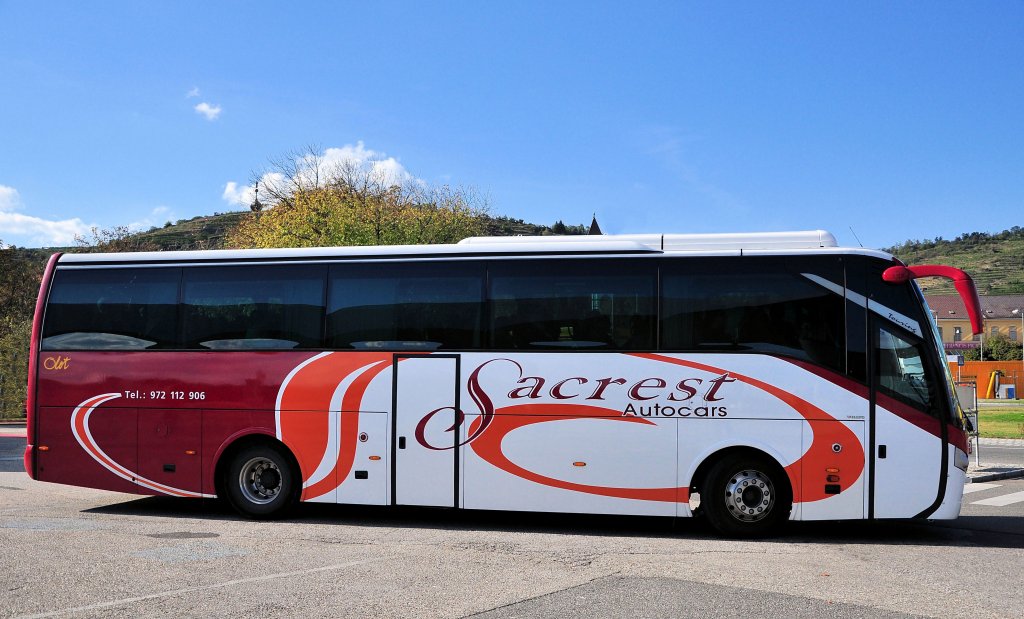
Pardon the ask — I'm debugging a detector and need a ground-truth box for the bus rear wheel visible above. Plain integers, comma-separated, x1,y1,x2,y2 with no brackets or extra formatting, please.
702,453,791,537
224,443,298,519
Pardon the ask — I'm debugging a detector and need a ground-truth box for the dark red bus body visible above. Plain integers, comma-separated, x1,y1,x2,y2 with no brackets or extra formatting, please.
31,350,308,496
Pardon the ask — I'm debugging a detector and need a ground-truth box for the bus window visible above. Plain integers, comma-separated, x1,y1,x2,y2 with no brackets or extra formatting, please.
181,265,325,350
42,268,180,350
876,326,935,415
487,260,655,350
661,266,845,373
327,262,483,350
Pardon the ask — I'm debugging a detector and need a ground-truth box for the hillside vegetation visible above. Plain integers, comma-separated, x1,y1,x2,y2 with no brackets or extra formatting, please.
135,212,248,250
130,212,586,251
886,227,1024,295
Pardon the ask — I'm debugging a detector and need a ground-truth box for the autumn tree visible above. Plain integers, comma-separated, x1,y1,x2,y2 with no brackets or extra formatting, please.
227,147,488,248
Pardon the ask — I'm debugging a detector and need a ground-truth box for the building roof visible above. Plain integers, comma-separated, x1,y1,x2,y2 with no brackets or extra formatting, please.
926,294,1024,320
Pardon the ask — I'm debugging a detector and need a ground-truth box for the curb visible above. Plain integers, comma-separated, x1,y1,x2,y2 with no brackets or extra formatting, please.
977,437,1024,447
968,469,1024,483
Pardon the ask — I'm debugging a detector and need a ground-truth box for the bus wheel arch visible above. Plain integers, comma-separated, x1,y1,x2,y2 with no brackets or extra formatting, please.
689,446,793,538
215,434,302,519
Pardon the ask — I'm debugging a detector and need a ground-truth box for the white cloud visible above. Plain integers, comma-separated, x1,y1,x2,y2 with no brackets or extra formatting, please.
186,86,200,98
126,206,176,232
0,211,91,245
319,142,417,187
0,183,93,246
0,184,23,212
221,142,418,207
194,102,222,121
222,172,288,207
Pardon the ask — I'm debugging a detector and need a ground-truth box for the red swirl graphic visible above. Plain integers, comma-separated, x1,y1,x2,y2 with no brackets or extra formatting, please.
276,352,391,500
413,358,511,450
630,353,865,503
468,403,689,503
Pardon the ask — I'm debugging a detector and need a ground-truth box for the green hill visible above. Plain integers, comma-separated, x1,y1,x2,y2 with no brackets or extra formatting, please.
134,212,248,250
886,228,1024,295
131,212,588,251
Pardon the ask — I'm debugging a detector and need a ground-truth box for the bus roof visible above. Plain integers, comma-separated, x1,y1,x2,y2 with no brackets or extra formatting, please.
459,230,840,251
55,230,894,264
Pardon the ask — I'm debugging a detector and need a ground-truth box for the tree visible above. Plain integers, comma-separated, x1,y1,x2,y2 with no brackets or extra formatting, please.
74,226,158,253
0,242,40,326
226,147,489,249
985,333,1023,362
0,241,43,419
0,317,31,419
960,333,1023,362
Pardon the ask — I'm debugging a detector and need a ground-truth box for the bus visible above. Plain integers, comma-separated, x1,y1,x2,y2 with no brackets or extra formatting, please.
24,230,982,536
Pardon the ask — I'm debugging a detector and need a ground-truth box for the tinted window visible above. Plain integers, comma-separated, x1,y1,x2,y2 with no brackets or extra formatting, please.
849,255,931,327
327,262,483,350
877,326,937,415
846,298,868,383
182,265,325,349
488,260,655,350
661,259,845,373
42,268,180,350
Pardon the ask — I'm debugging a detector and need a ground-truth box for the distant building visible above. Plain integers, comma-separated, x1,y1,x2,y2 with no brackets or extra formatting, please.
924,294,1024,351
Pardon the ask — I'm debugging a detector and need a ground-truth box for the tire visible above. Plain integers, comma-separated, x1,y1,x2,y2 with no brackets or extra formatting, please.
224,443,299,519
701,453,792,538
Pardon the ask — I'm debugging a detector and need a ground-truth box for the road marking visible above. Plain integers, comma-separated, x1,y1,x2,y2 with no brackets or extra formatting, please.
15,557,379,619
971,490,1024,507
962,483,1002,494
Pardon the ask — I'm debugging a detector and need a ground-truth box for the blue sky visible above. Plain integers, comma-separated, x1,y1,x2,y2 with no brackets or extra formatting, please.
1,1,1021,249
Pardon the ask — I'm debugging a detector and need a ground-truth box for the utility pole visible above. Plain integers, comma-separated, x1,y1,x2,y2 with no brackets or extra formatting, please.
1014,308,1024,399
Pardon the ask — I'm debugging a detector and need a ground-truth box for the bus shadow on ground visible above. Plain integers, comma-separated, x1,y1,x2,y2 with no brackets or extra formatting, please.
85,497,1024,550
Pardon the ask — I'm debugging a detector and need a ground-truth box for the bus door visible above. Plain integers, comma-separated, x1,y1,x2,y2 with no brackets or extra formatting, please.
392,355,459,507
870,321,943,518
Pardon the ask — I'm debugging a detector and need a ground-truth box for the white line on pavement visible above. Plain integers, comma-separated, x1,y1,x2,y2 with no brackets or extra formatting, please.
15,558,379,619
962,483,1002,494
971,490,1024,507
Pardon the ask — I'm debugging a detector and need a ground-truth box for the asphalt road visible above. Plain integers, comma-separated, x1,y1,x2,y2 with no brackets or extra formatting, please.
0,434,23,473
2,434,1023,619
974,444,1024,469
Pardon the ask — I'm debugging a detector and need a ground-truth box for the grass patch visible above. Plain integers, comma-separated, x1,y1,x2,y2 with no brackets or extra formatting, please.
977,407,1024,439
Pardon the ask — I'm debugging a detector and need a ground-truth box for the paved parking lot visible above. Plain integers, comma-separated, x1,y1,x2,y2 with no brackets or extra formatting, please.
2,433,1024,618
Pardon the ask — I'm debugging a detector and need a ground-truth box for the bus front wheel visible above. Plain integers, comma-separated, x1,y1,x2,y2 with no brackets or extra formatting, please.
224,443,299,519
701,453,792,537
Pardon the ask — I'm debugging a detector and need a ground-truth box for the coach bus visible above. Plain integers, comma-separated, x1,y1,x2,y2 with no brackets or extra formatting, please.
24,230,982,536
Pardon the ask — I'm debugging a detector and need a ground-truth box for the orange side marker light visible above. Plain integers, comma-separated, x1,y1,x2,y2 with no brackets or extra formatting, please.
369,456,381,461
573,461,587,467
38,445,49,452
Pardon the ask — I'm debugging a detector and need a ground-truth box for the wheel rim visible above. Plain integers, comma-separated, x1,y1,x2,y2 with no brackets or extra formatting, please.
723,469,775,523
238,456,283,504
